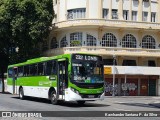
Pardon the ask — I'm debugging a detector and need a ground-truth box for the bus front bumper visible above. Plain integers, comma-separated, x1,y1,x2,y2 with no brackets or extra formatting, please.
65,88,105,101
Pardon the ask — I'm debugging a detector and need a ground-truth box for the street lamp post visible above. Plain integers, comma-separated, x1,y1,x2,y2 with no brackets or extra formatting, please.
112,54,116,96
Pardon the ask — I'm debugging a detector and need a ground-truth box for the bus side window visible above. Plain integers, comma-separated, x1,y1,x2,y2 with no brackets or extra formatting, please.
29,64,38,76
45,60,56,75
18,66,24,77
38,63,44,76
8,68,13,78
46,61,53,75
52,61,57,74
13,68,18,78
24,65,29,76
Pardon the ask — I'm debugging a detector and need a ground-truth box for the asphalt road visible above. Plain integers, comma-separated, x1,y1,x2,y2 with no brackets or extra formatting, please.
0,93,160,120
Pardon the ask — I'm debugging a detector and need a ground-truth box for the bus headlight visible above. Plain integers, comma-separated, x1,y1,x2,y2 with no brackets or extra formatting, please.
70,87,79,95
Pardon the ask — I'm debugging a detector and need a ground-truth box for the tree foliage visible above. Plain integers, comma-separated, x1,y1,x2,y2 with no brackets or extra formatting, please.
0,0,54,92
0,0,53,63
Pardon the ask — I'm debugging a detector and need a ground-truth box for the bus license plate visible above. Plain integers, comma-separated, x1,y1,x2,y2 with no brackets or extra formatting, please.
88,95,94,98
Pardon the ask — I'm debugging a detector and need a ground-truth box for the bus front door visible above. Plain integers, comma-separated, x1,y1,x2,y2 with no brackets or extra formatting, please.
57,60,68,100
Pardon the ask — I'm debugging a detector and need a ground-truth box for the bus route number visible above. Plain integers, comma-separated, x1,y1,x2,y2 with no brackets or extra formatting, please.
75,55,83,60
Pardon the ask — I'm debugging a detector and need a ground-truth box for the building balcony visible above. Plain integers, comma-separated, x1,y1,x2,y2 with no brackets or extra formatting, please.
104,65,160,76
53,19,160,30
44,46,160,57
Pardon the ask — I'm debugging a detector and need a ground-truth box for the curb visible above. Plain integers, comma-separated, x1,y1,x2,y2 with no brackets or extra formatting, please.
149,102,160,108
0,92,11,94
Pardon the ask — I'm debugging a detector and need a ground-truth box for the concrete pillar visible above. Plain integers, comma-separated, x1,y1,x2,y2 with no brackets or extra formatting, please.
57,0,60,22
138,0,143,22
137,57,143,66
138,29,143,48
86,0,89,18
82,32,86,46
108,0,112,19
98,27,103,41
148,0,151,22
117,56,123,66
129,0,132,21
98,0,103,19
118,29,124,47
157,0,160,23
66,33,70,47
118,0,123,20
65,0,67,21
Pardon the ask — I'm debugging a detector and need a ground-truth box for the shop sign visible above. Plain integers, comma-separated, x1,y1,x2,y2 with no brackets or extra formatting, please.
104,67,112,74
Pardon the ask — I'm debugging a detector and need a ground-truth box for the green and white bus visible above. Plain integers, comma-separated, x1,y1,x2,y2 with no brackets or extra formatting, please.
7,53,104,105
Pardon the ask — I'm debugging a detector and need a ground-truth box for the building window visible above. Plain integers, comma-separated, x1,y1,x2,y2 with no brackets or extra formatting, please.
60,36,68,48
148,60,156,67
70,32,82,47
122,60,137,66
67,8,86,20
103,59,117,65
102,33,117,47
151,12,156,22
132,11,137,21
122,34,137,48
142,12,148,22
142,35,156,49
143,0,149,2
86,34,97,46
50,37,58,49
123,10,129,20
103,9,108,19
112,9,118,19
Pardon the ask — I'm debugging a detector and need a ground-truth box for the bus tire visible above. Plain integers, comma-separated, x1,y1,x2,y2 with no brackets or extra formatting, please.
77,101,85,105
50,91,58,105
19,88,25,100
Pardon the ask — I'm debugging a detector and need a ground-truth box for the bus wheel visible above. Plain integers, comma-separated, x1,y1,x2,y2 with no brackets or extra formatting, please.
77,101,85,105
19,88,24,100
50,91,58,105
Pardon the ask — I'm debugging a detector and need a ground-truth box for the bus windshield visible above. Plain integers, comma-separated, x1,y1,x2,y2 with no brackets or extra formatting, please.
72,61,103,84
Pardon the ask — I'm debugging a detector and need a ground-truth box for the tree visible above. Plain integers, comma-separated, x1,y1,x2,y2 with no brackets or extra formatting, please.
0,0,54,92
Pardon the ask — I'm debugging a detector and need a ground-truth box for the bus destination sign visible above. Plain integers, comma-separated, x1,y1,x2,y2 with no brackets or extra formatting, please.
72,54,101,61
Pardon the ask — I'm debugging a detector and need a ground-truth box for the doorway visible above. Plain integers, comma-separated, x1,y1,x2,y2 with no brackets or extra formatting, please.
57,60,68,99
148,79,156,96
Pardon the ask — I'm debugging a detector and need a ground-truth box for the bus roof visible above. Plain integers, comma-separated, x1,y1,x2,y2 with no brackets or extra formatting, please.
8,54,70,68
8,53,101,68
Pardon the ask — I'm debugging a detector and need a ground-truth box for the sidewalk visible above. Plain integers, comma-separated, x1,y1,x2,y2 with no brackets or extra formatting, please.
104,96,160,108
0,92,10,94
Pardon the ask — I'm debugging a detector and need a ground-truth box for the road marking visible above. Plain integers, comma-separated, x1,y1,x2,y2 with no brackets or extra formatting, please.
114,108,131,111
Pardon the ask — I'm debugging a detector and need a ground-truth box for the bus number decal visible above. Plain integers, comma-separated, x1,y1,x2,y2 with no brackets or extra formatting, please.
75,55,83,60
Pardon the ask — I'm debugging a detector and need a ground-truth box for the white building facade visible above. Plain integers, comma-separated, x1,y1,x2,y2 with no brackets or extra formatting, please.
44,0,160,96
